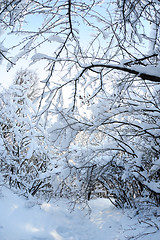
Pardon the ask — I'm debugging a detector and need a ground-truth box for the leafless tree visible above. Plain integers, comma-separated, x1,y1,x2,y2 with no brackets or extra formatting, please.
0,0,160,207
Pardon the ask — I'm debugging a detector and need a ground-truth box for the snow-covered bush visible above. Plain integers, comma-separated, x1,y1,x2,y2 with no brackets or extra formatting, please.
48,77,160,208
0,71,56,198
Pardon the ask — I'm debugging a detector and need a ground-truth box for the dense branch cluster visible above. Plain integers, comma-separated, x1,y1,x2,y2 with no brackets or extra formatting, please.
0,0,160,210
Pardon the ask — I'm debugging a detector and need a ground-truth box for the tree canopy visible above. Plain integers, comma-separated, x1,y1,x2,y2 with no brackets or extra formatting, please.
0,0,160,208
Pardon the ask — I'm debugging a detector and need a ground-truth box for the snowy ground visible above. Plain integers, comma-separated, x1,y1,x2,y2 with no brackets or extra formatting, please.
0,187,160,240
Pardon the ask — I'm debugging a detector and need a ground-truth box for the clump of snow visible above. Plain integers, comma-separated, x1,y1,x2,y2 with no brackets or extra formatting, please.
0,186,159,240
48,35,64,43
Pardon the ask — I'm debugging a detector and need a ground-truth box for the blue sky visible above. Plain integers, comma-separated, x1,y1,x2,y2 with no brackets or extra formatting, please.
0,0,112,88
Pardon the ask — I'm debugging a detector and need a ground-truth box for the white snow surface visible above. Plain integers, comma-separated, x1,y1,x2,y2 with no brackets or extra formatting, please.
0,187,160,240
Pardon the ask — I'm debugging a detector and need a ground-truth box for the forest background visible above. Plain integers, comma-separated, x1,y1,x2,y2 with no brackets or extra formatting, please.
0,0,160,220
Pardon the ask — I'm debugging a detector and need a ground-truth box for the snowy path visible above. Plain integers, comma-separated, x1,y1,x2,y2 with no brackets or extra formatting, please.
0,187,159,240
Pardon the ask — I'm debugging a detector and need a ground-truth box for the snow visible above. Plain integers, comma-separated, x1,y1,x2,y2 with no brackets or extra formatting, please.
48,35,64,43
131,65,160,78
0,187,160,240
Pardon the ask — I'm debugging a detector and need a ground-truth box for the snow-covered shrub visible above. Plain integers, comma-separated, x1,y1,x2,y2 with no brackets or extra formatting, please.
48,78,160,208
0,71,56,198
